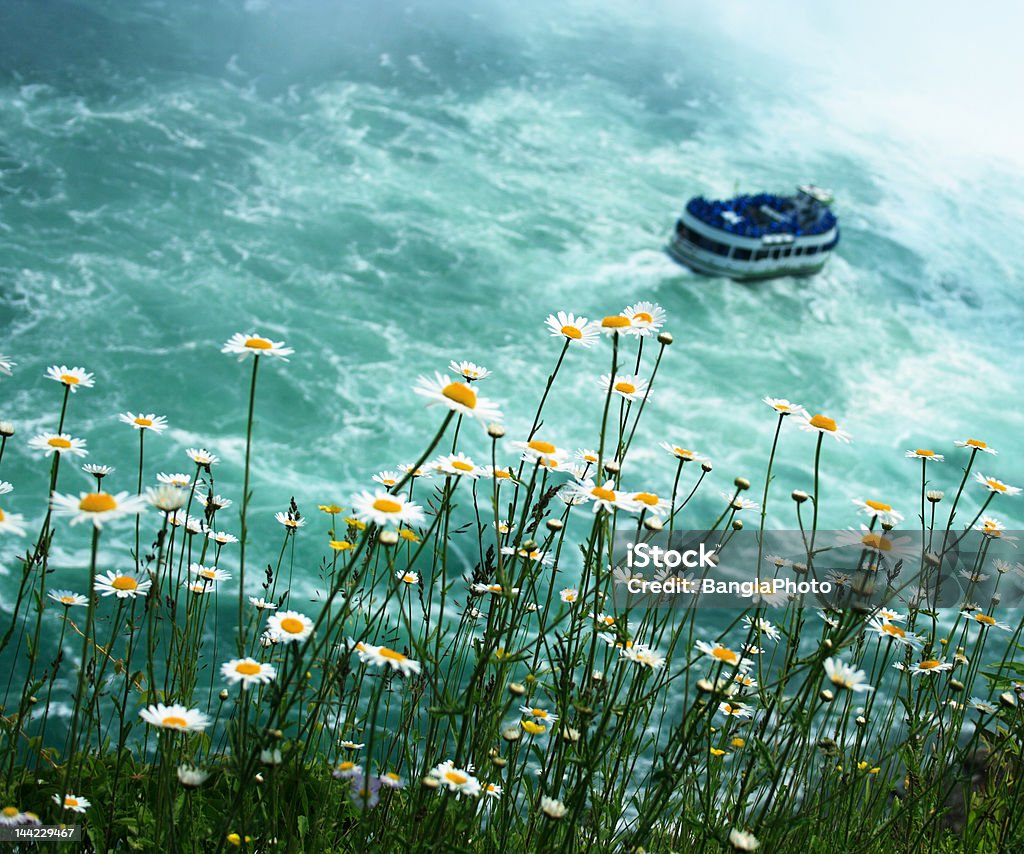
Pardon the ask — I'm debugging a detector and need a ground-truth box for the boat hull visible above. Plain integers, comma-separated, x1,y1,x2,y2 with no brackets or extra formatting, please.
667,237,830,281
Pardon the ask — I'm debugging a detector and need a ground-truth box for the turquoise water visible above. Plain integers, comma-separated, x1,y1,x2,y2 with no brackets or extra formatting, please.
2,0,1023,590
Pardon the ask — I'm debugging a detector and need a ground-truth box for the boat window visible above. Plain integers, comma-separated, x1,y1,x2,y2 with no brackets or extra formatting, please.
794,247,803,256
804,245,818,256
771,249,781,260
732,248,752,261
754,249,769,261
781,247,792,257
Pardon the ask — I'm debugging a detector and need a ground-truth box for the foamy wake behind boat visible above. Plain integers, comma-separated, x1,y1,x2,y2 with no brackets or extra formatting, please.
668,185,839,281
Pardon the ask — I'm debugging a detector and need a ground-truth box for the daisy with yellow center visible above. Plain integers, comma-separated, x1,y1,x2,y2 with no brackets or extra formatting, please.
47,589,88,607
52,793,90,813
500,545,552,565
599,373,649,402
470,582,520,596
186,447,219,467
372,470,402,488
448,359,490,381
718,702,753,718
396,570,419,584
484,465,516,481
189,563,231,583
46,365,94,391
339,739,365,749
94,570,152,599
907,659,953,676
0,507,27,537
157,472,191,487
0,805,39,826
956,438,998,455
823,656,874,693
331,761,363,780
221,332,294,360
852,498,904,526
576,448,600,465
866,615,923,649
961,611,1011,631
355,643,422,677
267,610,315,643
631,491,670,516
413,371,503,424
274,511,304,530
559,588,579,604
248,596,277,610
208,530,238,545
221,657,276,687
397,463,432,478
620,643,666,670
147,485,188,512
434,451,485,479
905,448,944,462
512,438,568,464
0,355,14,377
835,526,917,561
380,771,406,789
50,490,147,528
429,760,481,797
623,301,666,336
139,702,211,732
799,413,852,443
762,397,807,417
599,314,631,335
118,412,168,432
658,441,706,463
351,490,425,528
28,432,88,458
520,706,558,722
570,479,640,514
695,641,751,670
544,311,600,347
974,473,1022,496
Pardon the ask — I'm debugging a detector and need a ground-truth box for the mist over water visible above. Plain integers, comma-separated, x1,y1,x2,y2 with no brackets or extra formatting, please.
1,0,1022,599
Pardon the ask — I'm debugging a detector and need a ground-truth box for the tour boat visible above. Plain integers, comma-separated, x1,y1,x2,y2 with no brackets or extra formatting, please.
667,185,839,281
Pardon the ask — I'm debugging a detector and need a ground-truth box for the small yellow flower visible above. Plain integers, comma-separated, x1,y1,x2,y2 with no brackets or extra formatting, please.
398,527,420,543
226,833,252,847
710,747,728,757
329,540,353,551
344,517,367,530
319,504,344,514
521,720,547,735
730,737,745,749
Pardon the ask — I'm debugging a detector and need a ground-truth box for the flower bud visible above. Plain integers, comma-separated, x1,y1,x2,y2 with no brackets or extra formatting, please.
657,331,673,346
731,519,743,531
792,490,809,504
508,682,526,696
487,423,506,439
701,462,713,473
0,421,14,438
604,460,620,475
734,477,750,491
644,516,663,532
820,689,834,703
378,529,399,546
926,490,944,503
546,518,563,532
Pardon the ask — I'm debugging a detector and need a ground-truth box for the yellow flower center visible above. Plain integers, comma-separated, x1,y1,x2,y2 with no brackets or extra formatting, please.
674,447,693,459
48,437,72,449
134,417,153,426
882,623,905,638
2,806,18,817
861,533,892,551
531,708,547,717
0,509,5,522
809,414,837,432
602,315,630,329
60,374,80,385
986,479,1007,493
235,661,261,675
591,486,616,502
865,500,892,512
378,647,407,662
494,468,512,479
162,715,188,728
111,576,138,591
244,337,273,350
372,498,402,514
80,492,117,513
451,460,474,472
918,660,941,670
528,440,556,454
711,647,739,664
60,596,76,604
444,770,468,785
614,381,637,395
632,311,653,322
974,614,996,625
441,382,476,409
65,797,79,807
561,324,583,339
966,439,987,449
401,573,416,582
280,617,305,634
634,492,659,506
338,761,356,772
915,449,934,457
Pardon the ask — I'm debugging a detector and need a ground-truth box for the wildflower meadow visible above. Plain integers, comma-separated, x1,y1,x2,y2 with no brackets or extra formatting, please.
0,306,1021,853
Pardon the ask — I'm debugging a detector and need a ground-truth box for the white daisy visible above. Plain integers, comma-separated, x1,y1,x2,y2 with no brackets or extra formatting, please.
157,472,192,487
620,642,666,670
470,582,519,596
267,610,314,643
186,448,219,467
0,507,27,537
47,589,88,607
221,332,294,360
28,432,87,458
723,493,760,512
718,701,753,719
52,793,90,813
852,499,904,526
46,365,94,391
355,643,422,677
83,464,114,479
569,479,640,514
396,570,419,585
695,641,751,670
866,615,923,649
0,354,15,376
118,412,168,433
974,473,1021,496
905,448,944,462
545,311,601,346
448,360,490,381
599,373,649,402
51,490,146,528
599,314,632,335
500,545,553,565
189,563,231,583
956,438,997,455
208,530,239,545
630,491,671,516
274,511,306,530
512,439,569,464
248,596,278,611
221,657,276,687
372,470,402,488
823,657,874,693
799,413,851,443
146,485,188,513
94,571,151,599
762,397,807,417
351,490,425,528
413,372,503,424
658,442,707,463
196,493,232,512
397,463,433,479
908,659,953,676
434,452,485,479
623,301,666,336
139,703,211,732
961,611,1011,631
742,616,780,642
429,761,481,797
